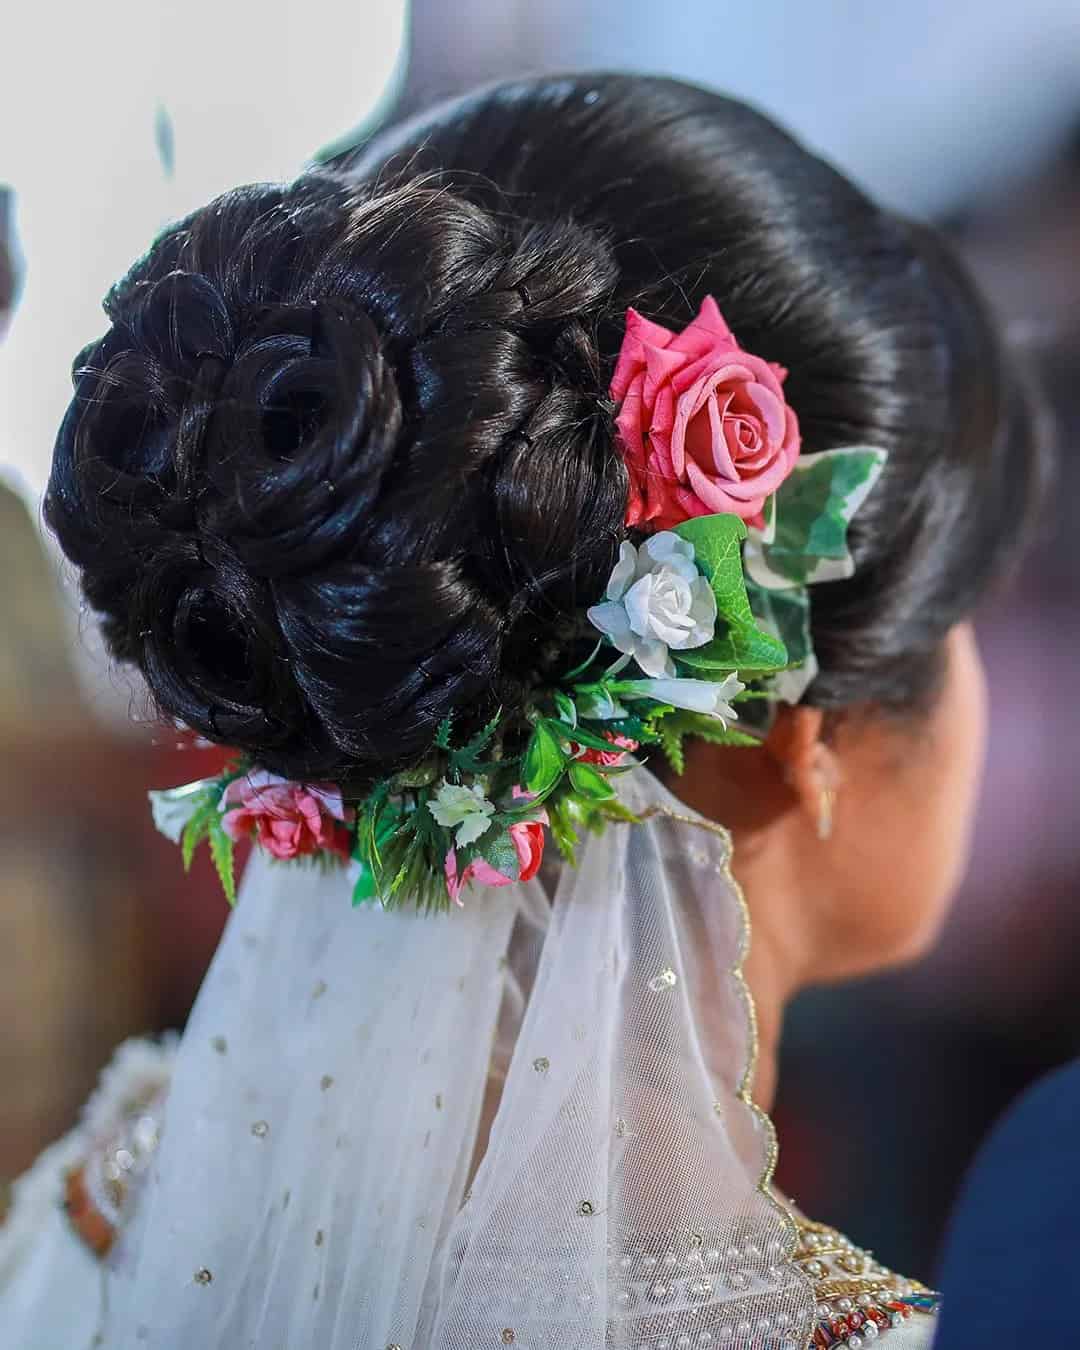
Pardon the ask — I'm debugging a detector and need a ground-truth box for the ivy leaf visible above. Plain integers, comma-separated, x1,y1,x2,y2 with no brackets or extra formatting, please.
745,447,887,588
568,761,616,802
207,811,237,906
522,722,567,796
745,578,819,704
746,581,812,669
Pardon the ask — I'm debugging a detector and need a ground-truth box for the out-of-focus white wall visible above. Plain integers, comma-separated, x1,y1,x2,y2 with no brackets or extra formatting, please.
0,0,407,494
409,0,1080,216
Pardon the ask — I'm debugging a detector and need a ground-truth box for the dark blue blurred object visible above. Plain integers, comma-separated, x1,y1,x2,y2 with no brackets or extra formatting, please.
935,1058,1080,1347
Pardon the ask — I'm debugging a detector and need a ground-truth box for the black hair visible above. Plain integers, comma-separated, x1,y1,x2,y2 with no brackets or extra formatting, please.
46,73,1042,783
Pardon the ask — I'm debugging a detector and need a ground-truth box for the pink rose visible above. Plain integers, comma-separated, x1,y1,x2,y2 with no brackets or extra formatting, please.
444,792,548,906
610,295,801,530
221,770,353,861
575,732,639,767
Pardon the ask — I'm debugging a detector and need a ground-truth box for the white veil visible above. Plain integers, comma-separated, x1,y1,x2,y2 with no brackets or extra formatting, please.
99,766,814,1349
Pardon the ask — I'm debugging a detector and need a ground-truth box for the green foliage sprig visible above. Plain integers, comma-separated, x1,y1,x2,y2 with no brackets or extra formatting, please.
150,452,886,913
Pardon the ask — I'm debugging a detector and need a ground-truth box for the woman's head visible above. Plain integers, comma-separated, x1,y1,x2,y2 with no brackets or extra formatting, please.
47,75,1040,879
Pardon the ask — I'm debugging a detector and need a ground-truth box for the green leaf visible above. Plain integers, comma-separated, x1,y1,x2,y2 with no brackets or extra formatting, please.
561,639,604,683
149,779,217,843
541,718,615,755
450,707,503,774
746,580,812,670
387,760,438,790
475,825,520,882
747,447,887,587
354,786,398,869
573,684,628,721
658,718,687,775
181,811,211,871
672,514,748,622
605,714,655,744
597,798,642,825
553,691,577,727
672,510,746,567
207,812,237,906
674,624,787,675
179,793,219,871
434,715,455,751
548,794,583,864
568,761,616,802
657,708,760,773
672,512,788,676
522,722,566,796
352,862,379,906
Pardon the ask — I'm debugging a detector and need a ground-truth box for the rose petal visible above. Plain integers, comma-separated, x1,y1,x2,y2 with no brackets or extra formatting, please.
221,807,251,843
686,579,718,644
444,850,466,906
744,381,786,445
650,611,696,647
623,574,656,638
642,342,689,406
305,783,348,822
638,532,694,570
609,294,801,532
587,601,634,649
606,540,637,600
467,855,515,887
632,635,675,678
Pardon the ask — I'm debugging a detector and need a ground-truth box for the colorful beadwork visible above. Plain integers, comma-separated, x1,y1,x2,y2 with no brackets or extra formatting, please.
795,1216,940,1348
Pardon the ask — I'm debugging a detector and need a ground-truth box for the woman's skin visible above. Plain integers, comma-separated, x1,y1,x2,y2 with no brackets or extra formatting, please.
664,623,989,1109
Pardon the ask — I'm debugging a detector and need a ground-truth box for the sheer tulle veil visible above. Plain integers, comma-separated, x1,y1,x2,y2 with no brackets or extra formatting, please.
99,765,814,1349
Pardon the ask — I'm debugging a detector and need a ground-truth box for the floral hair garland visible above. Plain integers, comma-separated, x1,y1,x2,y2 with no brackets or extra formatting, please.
151,297,886,912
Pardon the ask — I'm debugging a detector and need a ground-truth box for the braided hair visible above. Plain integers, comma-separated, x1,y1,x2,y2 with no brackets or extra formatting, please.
47,74,1041,783
47,172,626,781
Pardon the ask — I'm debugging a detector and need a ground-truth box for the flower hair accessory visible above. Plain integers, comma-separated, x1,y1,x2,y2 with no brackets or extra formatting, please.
611,295,801,530
151,296,886,911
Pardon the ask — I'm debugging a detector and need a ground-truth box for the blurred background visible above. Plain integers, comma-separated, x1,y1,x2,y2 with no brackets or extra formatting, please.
2,0,1079,1283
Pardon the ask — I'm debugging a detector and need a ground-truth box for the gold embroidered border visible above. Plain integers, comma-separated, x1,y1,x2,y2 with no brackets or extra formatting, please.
636,799,817,1343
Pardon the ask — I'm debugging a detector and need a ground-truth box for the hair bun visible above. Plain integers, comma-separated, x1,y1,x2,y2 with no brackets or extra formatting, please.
47,172,626,781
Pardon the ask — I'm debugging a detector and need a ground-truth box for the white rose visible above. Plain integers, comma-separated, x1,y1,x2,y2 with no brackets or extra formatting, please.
587,534,717,678
428,780,496,847
620,673,745,727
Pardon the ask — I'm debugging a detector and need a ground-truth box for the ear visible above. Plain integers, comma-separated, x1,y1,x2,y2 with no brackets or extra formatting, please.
765,705,842,836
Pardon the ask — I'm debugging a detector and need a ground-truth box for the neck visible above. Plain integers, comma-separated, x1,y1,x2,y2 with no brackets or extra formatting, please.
739,890,802,1112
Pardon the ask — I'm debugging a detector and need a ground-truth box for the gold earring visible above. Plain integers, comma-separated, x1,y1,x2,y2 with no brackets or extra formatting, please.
817,786,836,842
